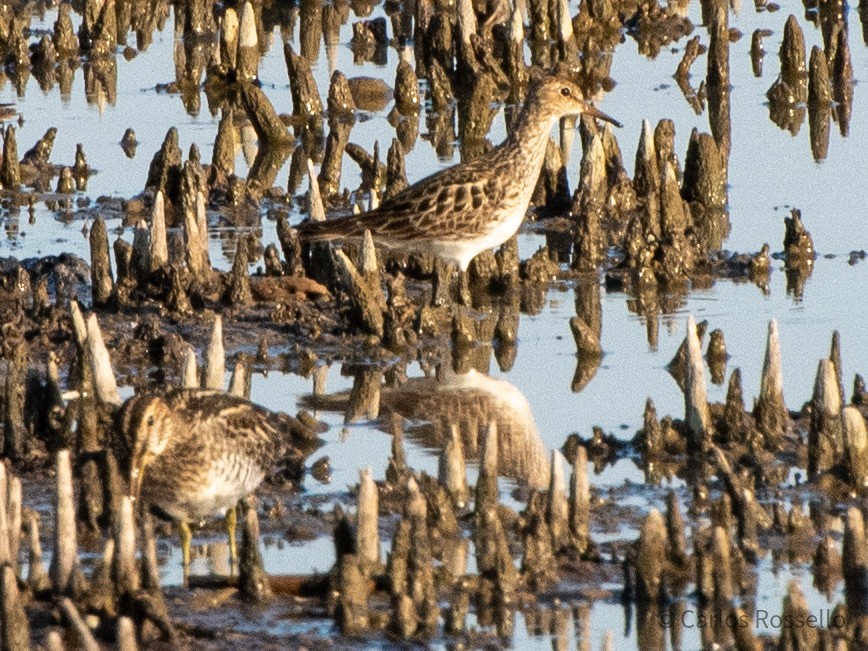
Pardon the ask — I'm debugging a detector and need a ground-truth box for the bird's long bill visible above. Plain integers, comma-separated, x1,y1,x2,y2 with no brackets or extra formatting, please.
129,457,148,505
583,104,623,128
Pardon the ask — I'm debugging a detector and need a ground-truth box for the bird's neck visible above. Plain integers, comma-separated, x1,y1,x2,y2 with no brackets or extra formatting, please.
501,103,558,177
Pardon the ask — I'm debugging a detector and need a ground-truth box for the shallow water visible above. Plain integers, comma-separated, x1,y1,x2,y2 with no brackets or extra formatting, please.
4,0,867,646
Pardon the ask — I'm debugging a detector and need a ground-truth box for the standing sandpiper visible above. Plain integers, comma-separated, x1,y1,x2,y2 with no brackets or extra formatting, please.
116,389,318,575
297,74,620,271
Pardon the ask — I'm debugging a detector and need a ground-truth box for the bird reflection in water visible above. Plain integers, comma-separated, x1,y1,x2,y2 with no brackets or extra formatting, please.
303,367,550,489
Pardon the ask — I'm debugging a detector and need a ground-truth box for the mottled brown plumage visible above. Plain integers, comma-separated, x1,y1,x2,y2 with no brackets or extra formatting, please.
115,389,319,568
297,75,620,271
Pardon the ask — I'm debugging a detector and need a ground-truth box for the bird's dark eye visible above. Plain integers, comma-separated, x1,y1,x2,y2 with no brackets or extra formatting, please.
147,415,155,427
560,87,571,97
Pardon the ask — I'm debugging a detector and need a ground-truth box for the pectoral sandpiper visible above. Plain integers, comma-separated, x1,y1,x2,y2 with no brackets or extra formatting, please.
116,389,318,574
297,74,620,271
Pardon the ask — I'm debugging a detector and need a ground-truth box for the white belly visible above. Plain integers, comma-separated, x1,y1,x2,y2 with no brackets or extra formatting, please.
165,462,265,521
432,206,527,271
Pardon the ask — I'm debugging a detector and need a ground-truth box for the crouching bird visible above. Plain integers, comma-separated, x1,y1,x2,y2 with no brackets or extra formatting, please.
115,389,319,577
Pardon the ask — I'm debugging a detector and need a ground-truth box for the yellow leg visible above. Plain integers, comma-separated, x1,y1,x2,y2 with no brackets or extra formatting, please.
179,520,192,571
226,505,238,568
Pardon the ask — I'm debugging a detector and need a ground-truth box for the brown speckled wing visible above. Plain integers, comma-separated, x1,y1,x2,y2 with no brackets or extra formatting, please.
297,155,509,244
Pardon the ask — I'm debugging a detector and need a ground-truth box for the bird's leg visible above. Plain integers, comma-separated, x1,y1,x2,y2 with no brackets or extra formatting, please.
179,520,192,579
226,505,238,570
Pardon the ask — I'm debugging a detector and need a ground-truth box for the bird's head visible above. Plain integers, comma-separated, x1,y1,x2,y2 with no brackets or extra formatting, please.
117,393,174,504
530,75,622,128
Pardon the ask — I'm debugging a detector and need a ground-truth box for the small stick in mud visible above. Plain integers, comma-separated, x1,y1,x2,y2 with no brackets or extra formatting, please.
476,507,517,637
0,465,8,567
121,128,137,158
684,315,711,449
21,129,54,169
829,330,845,404
117,616,137,651
49,450,81,597
114,238,134,287
211,110,235,179
85,312,122,406
220,7,239,69
115,499,139,585
521,493,557,590
555,0,578,61
345,367,381,423
778,581,819,649
238,499,271,601
306,158,327,223
44,631,65,651
58,597,101,651
276,216,304,276
475,421,499,514
569,444,591,554
183,191,211,283
386,414,407,484
1,564,31,650
357,467,381,567
26,512,49,592
634,120,659,199
812,535,842,598
660,160,689,237
546,450,569,552
358,230,384,307
2,326,27,461
843,406,868,488
705,328,727,384
843,507,868,616
438,424,469,508
634,508,666,604
139,513,175,640
6,471,22,574
808,358,842,479
337,553,370,634
572,134,607,271
181,345,198,389
56,167,74,193
385,138,407,199
53,3,79,56
149,191,168,271
319,123,353,199
145,127,182,199
778,16,808,102
393,61,419,116
327,71,356,117
1,126,20,189
89,216,114,306
236,2,259,82
202,315,225,390
131,220,151,280
334,250,385,338
682,131,726,210
569,315,602,358
754,320,788,446
660,495,685,567
831,28,853,136
226,238,253,307
710,526,733,601
228,359,250,398
285,44,323,117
